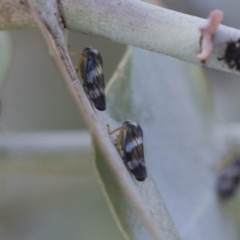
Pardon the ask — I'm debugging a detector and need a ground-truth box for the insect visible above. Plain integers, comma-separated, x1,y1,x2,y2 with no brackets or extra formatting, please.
216,158,240,199
74,46,106,111
108,120,148,181
219,39,240,70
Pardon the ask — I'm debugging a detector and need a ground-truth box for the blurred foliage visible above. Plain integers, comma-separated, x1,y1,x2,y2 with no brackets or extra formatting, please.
0,31,12,90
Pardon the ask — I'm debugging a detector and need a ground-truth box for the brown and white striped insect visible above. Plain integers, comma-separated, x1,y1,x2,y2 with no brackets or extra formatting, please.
216,156,240,199
108,120,148,181
218,39,240,71
72,46,106,111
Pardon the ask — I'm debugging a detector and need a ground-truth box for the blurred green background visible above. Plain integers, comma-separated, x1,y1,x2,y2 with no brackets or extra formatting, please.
1,30,125,131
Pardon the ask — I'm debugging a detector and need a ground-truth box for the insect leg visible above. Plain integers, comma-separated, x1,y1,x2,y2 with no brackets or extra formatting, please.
108,126,126,151
229,62,235,69
76,53,85,72
68,46,84,72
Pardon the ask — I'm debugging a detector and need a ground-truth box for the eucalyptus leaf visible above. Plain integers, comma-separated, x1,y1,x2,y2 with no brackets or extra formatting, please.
95,47,182,240
104,46,240,240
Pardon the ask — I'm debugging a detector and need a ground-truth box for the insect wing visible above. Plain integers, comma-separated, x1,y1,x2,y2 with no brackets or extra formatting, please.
123,122,147,181
81,48,106,111
217,160,240,199
220,39,240,70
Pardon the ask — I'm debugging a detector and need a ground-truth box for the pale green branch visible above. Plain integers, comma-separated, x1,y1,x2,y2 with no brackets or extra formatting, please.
1,0,240,74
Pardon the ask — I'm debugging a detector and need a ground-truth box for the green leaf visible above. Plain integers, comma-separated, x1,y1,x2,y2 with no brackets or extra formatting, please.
0,31,12,89
99,45,236,240
94,47,182,240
